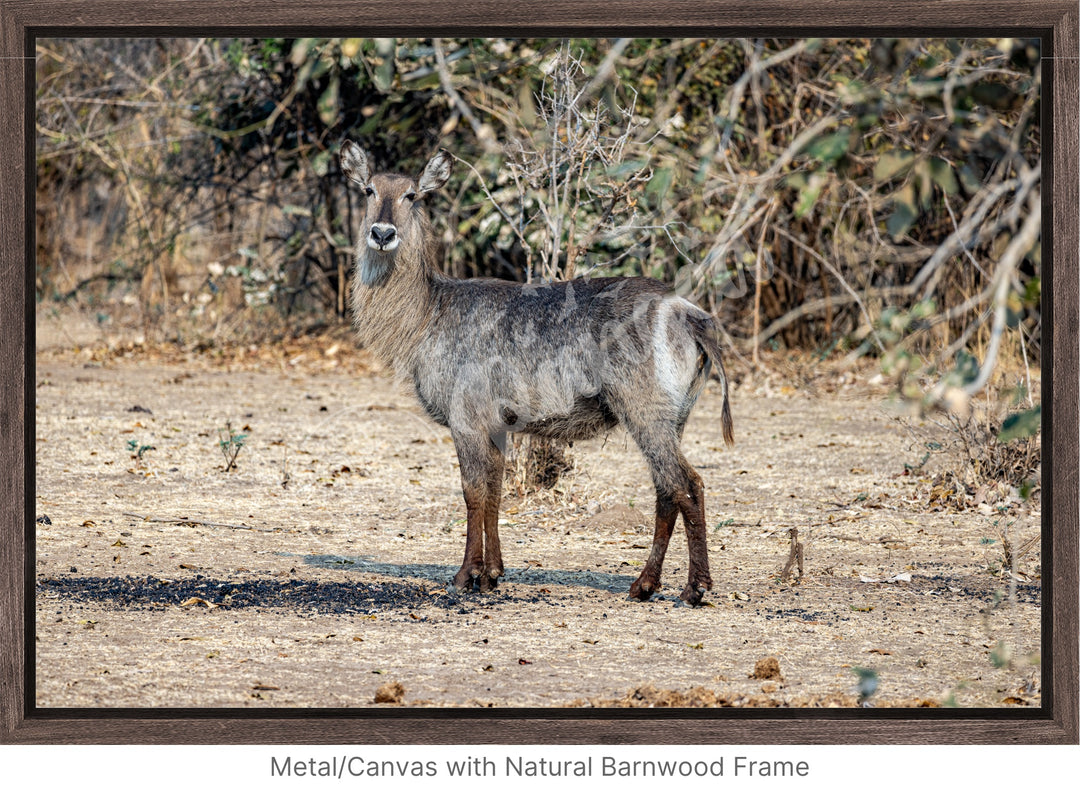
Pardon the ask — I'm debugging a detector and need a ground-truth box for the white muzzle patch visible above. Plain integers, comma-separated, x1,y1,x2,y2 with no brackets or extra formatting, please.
366,235,400,253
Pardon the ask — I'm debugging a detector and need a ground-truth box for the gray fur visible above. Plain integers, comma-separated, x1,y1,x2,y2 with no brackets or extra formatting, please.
341,141,734,605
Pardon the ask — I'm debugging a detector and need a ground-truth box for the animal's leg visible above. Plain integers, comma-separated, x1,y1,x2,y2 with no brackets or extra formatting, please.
629,490,678,600
454,484,486,591
452,435,489,591
624,419,714,605
479,443,506,592
675,459,712,605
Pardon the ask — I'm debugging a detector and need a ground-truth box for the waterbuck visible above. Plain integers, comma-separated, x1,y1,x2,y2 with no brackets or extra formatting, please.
340,140,734,605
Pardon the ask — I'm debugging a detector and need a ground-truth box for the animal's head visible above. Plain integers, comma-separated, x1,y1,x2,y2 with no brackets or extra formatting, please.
340,141,451,273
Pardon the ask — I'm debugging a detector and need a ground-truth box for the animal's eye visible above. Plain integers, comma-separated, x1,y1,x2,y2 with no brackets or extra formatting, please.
364,186,375,197
403,191,417,203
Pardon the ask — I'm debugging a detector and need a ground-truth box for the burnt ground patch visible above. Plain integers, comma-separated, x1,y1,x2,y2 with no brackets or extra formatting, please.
909,573,1041,605
37,574,557,616
758,607,834,623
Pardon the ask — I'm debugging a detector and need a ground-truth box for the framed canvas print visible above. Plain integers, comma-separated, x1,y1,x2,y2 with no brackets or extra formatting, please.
1,0,1076,746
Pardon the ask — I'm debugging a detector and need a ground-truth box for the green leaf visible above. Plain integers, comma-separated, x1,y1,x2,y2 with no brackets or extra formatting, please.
311,54,333,82
873,150,914,182
886,184,917,240
794,172,826,219
310,150,332,177
911,299,936,319
928,157,959,195
1022,276,1041,306
998,406,1041,442
958,163,983,195
645,166,674,205
373,38,396,93
782,172,807,190
989,641,1010,668
915,161,934,210
953,350,980,383
804,126,851,163
971,81,1016,110
317,75,340,127
404,72,441,90
608,158,649,177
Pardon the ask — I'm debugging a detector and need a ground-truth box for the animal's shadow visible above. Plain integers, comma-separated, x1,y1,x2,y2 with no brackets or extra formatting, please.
36,557,652,617
302,553,638,596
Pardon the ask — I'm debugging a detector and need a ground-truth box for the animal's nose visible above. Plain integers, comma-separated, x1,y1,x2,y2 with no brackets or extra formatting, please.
370,224,397,246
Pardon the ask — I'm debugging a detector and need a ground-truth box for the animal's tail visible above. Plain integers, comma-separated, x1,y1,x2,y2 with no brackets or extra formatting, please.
689,314,735,447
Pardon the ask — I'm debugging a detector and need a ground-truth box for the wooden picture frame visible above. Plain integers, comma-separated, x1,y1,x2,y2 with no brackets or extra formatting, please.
1,0,1076,744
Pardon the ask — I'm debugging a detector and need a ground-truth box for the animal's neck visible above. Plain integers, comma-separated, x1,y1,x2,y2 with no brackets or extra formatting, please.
350,247,437,372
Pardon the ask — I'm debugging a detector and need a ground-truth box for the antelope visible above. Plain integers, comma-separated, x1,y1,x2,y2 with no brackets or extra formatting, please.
340,141,734,605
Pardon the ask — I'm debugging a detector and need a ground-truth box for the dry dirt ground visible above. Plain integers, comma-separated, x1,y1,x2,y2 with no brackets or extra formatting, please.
33,324,1041,709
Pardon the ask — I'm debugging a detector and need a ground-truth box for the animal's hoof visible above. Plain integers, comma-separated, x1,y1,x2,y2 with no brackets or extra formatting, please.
453,570,480,592
478,573,499,592
679,583,707,606
629,578,658,601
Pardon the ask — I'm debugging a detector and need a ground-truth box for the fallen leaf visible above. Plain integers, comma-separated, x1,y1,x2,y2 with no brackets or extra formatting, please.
180,597,218,609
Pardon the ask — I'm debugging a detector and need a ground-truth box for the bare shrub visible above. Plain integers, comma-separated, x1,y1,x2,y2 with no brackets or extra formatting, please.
900,399,1041,511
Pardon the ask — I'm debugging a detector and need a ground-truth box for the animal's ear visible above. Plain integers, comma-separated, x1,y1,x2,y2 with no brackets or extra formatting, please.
417,149,452,195
340,140,371,186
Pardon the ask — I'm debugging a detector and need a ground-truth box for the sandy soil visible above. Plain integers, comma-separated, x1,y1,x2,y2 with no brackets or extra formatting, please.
33,333,1041,709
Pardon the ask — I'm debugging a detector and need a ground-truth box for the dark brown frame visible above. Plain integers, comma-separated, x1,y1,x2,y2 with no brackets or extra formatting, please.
1,0,1076,745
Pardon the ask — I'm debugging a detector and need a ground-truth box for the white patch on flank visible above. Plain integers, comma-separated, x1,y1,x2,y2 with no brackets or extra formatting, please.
652,298,685,403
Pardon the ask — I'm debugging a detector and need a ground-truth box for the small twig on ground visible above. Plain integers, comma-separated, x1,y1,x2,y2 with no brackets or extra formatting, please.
122,511,281,533
779,527,805,582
